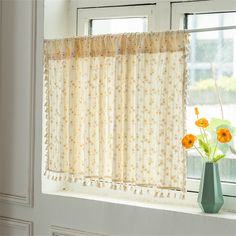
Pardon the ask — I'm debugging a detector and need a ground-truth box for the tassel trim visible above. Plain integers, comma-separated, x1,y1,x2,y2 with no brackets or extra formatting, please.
44,169,186,199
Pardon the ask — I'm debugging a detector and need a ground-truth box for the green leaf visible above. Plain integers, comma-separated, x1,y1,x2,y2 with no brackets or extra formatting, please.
205,119,236,154
230,146,236,155
205,118,231,134
213,154,225,162
216,124,236,135
218,142,230,154
197,134,205,141
216,124,234,153
198,139,211,157
206,119,236,139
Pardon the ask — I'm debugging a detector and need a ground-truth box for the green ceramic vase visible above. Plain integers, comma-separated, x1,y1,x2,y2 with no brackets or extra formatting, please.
198,162,224,213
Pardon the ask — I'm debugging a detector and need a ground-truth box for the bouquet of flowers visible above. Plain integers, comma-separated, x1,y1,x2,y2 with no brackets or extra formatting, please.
182,107,236,162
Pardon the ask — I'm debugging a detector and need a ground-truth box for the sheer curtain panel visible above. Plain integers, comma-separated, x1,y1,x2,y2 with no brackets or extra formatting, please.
44,32,189,198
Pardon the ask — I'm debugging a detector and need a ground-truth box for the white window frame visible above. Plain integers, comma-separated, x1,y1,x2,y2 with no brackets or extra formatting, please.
172,0,236,199
44,0,236,213
76,4,157,36
171,0,236,31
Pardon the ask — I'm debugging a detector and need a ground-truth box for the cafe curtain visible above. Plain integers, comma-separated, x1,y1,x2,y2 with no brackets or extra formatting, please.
44,31,189,198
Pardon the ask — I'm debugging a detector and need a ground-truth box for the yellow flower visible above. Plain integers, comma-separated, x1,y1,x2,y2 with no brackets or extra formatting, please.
182,134,197,149
217,128,232,143
195,118,209,128
194,107,199,116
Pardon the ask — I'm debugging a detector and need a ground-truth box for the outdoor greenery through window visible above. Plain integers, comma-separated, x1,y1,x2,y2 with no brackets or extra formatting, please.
186,12,236,183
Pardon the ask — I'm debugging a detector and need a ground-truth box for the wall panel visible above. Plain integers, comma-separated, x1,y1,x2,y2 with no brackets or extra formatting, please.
0,0,35,206
0,217,32,236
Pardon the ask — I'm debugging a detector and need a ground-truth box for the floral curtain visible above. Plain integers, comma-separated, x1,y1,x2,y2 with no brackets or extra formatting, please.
44,31,189,198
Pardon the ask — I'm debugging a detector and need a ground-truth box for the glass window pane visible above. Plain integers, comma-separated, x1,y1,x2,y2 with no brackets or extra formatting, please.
91,18,148,35
186,14,236,183
187,12,236,30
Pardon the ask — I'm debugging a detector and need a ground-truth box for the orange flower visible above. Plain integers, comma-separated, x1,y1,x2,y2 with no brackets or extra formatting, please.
182,134,197,149
194,107,199,116
217,128,232,143
195,118,209,128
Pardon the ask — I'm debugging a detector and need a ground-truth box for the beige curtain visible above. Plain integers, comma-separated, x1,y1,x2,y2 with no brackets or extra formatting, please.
44,32,189,198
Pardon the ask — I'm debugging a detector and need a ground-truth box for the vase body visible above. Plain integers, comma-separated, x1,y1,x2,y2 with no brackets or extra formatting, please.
198,162,224,213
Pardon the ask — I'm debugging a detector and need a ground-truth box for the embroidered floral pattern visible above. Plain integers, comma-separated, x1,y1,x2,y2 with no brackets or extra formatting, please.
44,32,189,197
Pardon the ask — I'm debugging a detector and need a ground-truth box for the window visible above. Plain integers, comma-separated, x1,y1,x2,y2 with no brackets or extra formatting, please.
186,13,236,182
90,18,148,35
172,0,236,198
43,0,236,212
76,4,156,36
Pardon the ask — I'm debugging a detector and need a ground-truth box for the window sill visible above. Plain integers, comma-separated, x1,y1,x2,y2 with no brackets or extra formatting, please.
43,188,236,221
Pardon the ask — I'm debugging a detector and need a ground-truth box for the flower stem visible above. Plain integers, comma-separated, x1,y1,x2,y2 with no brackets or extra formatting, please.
212,63,224,120
193,145,206,160
202,128,209,145
212,141,218,160
199,128,206,143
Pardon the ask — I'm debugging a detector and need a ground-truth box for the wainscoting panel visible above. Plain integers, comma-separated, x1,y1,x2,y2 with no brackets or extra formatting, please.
0,0,36,207
0,217,33,236
51,226,106,236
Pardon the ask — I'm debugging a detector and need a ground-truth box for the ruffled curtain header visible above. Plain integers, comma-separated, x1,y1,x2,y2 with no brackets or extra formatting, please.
44,32,189,59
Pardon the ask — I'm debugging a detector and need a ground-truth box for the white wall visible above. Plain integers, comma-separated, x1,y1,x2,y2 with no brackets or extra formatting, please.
0,0,236,235
44,0,69,39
